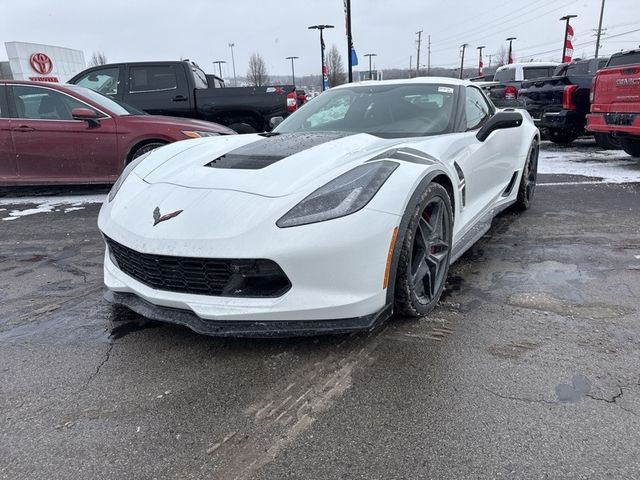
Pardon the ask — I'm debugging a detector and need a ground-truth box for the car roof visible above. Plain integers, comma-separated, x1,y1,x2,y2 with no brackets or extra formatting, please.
0,80,69,89
331,76,472,90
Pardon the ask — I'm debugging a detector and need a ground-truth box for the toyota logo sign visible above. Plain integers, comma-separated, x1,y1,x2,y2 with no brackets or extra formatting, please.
29,53,53,75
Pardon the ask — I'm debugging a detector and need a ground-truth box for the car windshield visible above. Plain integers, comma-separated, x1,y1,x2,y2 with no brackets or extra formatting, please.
274,83,457,138
64,85,144,116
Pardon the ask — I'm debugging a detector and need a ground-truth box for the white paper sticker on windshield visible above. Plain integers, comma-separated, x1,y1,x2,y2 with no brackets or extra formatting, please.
438,86,454,94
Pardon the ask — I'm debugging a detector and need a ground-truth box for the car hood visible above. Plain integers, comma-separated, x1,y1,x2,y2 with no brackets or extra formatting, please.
138,132,415,197
125,115,235,134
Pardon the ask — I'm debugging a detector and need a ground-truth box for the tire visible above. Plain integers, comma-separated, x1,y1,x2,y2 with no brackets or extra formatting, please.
514,140,539,211
130,141,166,161
594,132,621,150
621,137,640,158
394,183,453,317
548,129,578,145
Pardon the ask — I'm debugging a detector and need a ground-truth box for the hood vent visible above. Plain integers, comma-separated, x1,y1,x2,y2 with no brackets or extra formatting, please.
204,132,354,170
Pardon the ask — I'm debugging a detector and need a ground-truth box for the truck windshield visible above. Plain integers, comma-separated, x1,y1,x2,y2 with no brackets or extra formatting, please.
608,52,640,67
274,83,456,138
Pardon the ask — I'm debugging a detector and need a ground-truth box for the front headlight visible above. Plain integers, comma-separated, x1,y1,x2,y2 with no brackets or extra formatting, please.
181,130,220,138
108,151,152,202
276,161,398,228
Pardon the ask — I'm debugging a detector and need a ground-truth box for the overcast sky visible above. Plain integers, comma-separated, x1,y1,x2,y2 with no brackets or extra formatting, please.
1,0,639,79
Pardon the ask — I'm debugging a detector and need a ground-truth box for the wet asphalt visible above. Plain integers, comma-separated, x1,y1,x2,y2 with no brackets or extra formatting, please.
1,141,639,479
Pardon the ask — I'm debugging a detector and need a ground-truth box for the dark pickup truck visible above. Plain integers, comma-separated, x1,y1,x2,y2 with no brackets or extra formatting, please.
519,58,611,145
69,61,298,133
482,62,558,108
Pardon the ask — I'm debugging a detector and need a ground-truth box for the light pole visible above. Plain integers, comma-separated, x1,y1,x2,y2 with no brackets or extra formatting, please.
595,0,606,57
364,53,377,80
560,14,578,62
459,44,468,79
286,56,299,87
477,45,485,76
345,0,353,82
228,42,237,86
212,60,226,80
506,37,517,64
308,24,334,91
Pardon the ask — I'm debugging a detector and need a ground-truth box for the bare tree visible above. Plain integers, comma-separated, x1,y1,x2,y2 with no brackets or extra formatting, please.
89,51,108,67
247,53,270,86
326,45,346,87
494,45,510,67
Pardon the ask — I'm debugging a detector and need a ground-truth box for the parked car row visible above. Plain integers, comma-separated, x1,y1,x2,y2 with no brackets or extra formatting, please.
0,81,235,186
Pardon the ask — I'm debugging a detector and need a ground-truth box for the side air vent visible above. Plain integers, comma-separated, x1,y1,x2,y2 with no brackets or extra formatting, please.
502,171,519,197
453,161,466,207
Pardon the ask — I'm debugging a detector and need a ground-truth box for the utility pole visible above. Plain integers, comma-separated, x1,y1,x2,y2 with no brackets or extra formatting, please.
506,37,517,64
459,43,468,79
476,45,485,76
427,34,431,76
286,56,299,87
560,14,578,62
595,0,606,58
364,53,377,80
409,56,412,78
487,54,494,70
345,0,353,82
228,43,237,86
212,60,226,79
416,30,423,77
308,24,335,91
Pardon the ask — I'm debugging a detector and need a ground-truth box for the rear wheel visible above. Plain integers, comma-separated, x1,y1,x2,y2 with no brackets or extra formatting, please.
594,132,621,150
621,137,640,158
394,183,453,317
548,128,578,145
514,140,539,211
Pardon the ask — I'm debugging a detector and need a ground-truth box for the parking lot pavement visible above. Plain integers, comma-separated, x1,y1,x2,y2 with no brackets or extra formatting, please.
1,141,639,479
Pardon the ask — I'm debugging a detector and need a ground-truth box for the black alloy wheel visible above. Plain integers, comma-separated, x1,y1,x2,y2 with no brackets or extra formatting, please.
395,183,453,317
514,140,539,211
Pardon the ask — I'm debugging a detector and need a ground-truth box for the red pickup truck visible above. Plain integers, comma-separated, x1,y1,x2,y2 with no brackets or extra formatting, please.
587,49,640,158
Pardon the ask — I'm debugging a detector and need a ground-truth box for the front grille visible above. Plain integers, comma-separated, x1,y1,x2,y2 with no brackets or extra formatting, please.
105,237,291,298
604,113,637,126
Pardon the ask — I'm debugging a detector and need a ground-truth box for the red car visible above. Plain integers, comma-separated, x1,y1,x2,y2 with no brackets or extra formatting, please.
0,81,235,186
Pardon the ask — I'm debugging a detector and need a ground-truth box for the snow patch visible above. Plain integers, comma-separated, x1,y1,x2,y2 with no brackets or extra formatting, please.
0,194,105,221
539,146,640,184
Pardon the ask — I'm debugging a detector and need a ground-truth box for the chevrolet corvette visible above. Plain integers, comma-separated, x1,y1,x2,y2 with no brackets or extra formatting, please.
98,78,539,336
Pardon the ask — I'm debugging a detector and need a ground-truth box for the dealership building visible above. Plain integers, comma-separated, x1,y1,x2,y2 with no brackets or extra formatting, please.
0,41,86,83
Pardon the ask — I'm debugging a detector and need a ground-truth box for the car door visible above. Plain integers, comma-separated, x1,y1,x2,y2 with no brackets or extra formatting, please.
71,66,124,101
123,64,192,117
9,84,118,183
0,85,18,182
456,86,519,222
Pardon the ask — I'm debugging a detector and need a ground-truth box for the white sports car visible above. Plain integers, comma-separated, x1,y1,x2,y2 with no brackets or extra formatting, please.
99,78,539,336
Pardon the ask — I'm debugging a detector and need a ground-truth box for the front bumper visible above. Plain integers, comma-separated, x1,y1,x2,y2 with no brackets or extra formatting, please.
105,290,392,337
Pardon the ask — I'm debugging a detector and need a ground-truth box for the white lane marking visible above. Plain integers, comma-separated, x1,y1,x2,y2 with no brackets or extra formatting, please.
537,181,624,186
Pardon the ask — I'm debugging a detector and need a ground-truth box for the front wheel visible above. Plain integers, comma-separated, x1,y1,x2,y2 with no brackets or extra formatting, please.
394,183,453,317
130,142,166,161
514,140,539,211
621,137,640,158
594,132,621,150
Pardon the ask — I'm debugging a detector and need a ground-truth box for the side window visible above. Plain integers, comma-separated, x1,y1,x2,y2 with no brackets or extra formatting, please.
523,67,553,80
0,85,5,118
12,85,99,121
129,66,177,93
74,67,120,96
465,87,491,131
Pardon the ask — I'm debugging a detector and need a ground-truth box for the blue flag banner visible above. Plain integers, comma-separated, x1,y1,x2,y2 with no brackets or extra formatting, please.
351,48,358,66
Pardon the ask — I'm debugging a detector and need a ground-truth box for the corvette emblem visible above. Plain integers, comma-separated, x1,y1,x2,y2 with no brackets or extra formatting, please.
153,207,183,226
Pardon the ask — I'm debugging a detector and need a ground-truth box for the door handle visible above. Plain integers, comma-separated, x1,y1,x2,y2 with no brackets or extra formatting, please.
172,95,188,102
11,125,35,132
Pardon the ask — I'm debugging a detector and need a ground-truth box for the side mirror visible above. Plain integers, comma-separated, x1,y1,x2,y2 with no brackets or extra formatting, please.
269,116,284,129
476,110,523,142
72,107,100,127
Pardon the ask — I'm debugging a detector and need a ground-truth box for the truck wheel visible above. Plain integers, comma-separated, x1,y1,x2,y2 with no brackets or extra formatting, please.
621,137,640,158
594,133,621,150
548,129,578,145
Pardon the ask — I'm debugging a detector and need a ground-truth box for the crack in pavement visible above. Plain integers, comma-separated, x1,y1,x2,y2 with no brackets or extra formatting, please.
587,387,624,404
82,340,115,390
481,386,557,405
